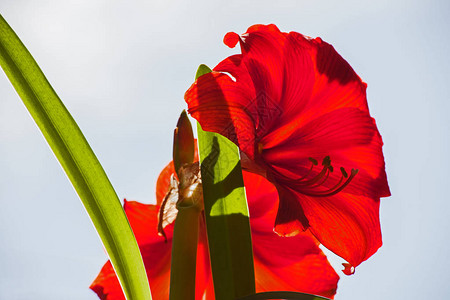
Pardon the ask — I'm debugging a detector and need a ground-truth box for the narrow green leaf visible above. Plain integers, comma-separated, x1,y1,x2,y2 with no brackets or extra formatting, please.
195,64,213,78
0,14,151,300
236,291,330,300
196,64,256,299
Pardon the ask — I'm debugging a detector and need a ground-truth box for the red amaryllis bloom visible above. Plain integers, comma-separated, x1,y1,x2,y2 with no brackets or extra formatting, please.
90,162,339,299
184,24,390,272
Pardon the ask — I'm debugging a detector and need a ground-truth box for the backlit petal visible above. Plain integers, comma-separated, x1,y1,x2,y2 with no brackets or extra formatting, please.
186,71,257,158
243,172,277,221
253,237,339,299
299,192,382,268
263,108,390,199
90,261,125,300
272,184,310,236
244,172,339,298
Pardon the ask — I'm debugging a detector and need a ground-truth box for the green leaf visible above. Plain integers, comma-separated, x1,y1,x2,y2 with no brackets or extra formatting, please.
0,14,151,300
195,64,213,79
236,291,331,300
196,64,256,299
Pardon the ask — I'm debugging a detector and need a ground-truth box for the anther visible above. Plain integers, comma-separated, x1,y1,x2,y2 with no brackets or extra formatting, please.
340,167,348,178
308,157,318,165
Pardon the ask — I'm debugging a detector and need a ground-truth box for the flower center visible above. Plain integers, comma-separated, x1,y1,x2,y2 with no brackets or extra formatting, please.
278,156,358,197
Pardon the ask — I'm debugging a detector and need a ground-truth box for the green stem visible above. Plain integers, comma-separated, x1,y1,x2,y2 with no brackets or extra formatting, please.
169,204,201,300
236,291,330,300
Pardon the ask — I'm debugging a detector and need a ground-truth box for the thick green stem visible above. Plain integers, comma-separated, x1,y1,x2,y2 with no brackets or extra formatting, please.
169,204,200,300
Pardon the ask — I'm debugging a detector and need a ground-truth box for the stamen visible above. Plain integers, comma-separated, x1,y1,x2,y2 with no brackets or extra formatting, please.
273,156,358,198
340,167,348,178
296,156,331,186
297,157,317,180
311,168,330,188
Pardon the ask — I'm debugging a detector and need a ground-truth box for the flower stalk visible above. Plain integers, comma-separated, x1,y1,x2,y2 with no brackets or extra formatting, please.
169,111,203,300
169,200,201,300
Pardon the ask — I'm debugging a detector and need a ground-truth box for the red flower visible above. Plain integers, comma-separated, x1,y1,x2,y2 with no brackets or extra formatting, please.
184,24,390,271
90,162,339,299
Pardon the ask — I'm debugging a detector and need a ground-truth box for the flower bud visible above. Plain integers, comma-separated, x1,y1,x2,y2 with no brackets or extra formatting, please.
173,110,194,177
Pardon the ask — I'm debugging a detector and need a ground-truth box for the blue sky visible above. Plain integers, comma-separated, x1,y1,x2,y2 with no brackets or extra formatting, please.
0,0,449,299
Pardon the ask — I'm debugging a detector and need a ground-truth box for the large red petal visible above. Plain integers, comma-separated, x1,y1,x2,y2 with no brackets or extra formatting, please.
263,108,376,156
186,25,374,157
243,172,339,298
90,261,125,300
213,55,252,92
272,184,310,236
282,33,370,126
243,172,278,220
244,169,308,237
245,169,380,271
186,26,290,159
124,201,173,299
229,24,287,112
259,32,370,147
186,71,258,158
263,108,390,199
299,191,382,268
253,237,339,299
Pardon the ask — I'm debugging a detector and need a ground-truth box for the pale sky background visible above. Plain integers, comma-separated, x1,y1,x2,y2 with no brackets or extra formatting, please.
0,0,449,299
